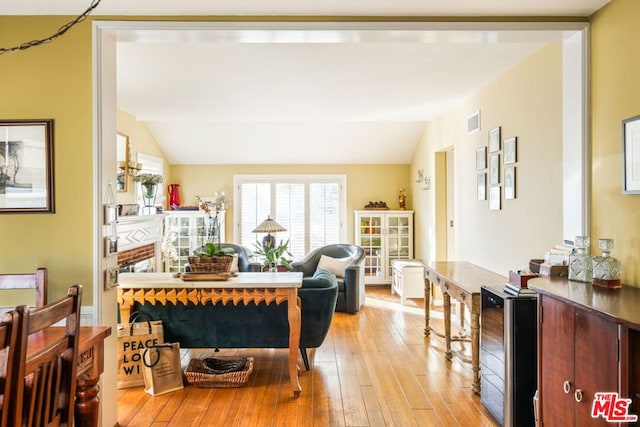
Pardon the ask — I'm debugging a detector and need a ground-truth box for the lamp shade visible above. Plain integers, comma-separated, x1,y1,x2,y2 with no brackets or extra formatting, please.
252,215,287,234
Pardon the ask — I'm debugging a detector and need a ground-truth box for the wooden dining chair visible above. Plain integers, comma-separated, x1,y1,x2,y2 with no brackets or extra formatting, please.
12,284,82,427
0,310,21,427
0,268,48,312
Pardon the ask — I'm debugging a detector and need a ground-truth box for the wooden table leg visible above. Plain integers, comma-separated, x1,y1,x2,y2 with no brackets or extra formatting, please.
459,302,467,336
117,289,132,324
443,291,452,360
75,377,100,427
470,296,481,394
287,291,302,395
424,278,431,336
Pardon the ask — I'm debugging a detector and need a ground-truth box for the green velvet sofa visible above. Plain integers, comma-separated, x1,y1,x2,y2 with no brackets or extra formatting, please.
129,269,338,370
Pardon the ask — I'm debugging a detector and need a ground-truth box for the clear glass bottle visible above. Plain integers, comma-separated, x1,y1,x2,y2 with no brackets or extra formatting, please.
592,238,622,288
568,236,592,283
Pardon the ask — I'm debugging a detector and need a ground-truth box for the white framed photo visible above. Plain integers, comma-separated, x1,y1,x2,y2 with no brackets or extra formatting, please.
477,172,486,201
105,236,118,255
489,186,501,210
504,166,516,199
104,267,119,291
489,127,501,152
489,153,500,185
476,147,487,170
104,203,118,225
504,137,517,165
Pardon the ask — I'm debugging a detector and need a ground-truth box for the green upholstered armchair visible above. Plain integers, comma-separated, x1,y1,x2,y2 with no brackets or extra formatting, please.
291,244,365,314
129,269,338,371
218,243,262,272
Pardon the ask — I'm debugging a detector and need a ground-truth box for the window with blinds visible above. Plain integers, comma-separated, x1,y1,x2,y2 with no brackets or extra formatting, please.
234,175,346,260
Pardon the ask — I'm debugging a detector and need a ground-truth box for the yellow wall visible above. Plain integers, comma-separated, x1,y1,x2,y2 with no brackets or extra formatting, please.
591,0,640,286
0,17,94,304
117,109,172,204
170,164,412,242
412,42,564,275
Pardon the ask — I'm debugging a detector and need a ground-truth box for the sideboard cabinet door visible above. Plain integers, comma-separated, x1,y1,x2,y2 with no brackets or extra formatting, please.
538,295,618,426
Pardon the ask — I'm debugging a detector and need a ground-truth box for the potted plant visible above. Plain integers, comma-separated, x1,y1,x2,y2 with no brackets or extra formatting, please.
188,242,236,273
253,239,293,272
134,173,163,206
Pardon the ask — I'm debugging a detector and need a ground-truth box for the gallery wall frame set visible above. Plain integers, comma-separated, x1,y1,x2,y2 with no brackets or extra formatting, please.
476,124,520,208
0,119,55,213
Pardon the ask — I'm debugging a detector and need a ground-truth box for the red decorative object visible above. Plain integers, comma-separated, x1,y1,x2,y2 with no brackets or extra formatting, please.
168,184,181,208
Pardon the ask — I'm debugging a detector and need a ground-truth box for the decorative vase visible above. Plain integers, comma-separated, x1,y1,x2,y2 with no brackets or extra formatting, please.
141,183,157,207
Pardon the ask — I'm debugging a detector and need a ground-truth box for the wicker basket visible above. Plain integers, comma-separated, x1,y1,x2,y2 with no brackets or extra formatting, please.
188,256,233,273
185,357,254,388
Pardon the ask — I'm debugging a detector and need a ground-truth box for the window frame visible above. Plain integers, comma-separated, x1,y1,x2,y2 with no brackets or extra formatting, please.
233,174,347,255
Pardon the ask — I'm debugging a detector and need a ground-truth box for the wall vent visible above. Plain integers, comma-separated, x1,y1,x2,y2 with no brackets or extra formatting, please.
467,110,481,134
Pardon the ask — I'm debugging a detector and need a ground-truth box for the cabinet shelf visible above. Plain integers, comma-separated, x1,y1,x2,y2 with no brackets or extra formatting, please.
164,210,226,273
355,210,413,284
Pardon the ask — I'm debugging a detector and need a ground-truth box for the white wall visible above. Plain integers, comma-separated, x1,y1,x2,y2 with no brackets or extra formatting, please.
413,42,564,275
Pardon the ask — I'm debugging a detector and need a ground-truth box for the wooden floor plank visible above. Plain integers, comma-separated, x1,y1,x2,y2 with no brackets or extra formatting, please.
117,285,498,427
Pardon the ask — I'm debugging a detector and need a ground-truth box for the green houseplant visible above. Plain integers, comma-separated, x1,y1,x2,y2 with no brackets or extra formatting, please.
253,239,293,272
188,243,236,273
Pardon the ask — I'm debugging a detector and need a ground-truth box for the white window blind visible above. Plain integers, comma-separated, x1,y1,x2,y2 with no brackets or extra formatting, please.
234,175,346,260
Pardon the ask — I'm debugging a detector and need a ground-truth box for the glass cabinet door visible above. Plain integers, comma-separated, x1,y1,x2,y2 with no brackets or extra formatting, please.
355,210,414,284
358,214,384,280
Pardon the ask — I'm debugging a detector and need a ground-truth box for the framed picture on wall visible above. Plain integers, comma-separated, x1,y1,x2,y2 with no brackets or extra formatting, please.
476,147,487,170
489,153,500,185
505,166,516,199
489,127,501,152
489,186,501,210
0,119,55,213
504,137,517,165
477,172,486,201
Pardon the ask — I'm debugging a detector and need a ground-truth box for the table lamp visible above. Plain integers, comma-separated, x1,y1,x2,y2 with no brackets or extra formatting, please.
252,215,287,248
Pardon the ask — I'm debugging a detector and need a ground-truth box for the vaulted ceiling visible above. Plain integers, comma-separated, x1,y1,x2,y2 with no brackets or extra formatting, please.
3,0,610,164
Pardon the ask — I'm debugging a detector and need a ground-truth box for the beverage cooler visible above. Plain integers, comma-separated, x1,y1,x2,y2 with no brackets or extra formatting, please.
481,285,538,427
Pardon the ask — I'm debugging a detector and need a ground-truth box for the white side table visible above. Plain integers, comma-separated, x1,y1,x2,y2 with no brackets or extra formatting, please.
391,259,425,304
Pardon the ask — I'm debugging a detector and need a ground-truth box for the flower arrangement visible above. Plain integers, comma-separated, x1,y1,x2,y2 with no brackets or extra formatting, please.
196,193,231,245
134,173,163,185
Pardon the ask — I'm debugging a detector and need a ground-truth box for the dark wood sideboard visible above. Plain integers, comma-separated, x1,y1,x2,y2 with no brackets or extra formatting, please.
529,276,640,426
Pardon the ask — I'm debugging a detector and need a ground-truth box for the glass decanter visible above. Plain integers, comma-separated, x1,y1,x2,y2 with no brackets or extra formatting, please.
592,238,622,288
568,236,592,283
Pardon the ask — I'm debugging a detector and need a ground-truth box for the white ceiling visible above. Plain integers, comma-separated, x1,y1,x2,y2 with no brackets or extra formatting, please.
2,1,610,165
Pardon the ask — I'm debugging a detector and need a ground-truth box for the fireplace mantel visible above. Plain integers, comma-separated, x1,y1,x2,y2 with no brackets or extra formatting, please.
117,214,166,271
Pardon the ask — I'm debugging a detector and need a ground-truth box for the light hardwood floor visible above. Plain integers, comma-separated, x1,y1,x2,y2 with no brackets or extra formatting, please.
117,286,498,426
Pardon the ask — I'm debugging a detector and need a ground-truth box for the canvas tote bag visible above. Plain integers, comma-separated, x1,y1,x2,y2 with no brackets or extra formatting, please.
141,343,185,396
117,312,164,388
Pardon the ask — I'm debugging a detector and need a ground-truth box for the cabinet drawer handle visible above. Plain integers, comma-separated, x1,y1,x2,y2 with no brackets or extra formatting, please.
574,389,583,403
563,381,572,394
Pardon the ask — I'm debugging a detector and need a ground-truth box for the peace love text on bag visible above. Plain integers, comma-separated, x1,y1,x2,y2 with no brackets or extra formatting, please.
117,312,164,389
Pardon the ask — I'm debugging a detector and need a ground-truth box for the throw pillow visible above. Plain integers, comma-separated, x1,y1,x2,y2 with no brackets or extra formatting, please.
316,254,352,278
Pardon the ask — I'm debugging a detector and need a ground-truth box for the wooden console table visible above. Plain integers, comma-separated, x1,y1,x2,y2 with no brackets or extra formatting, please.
424,261,507,394
117,272,303,395
27,326,112,427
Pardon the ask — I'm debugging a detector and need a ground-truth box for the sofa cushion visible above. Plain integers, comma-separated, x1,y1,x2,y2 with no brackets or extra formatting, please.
317,254,352,277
